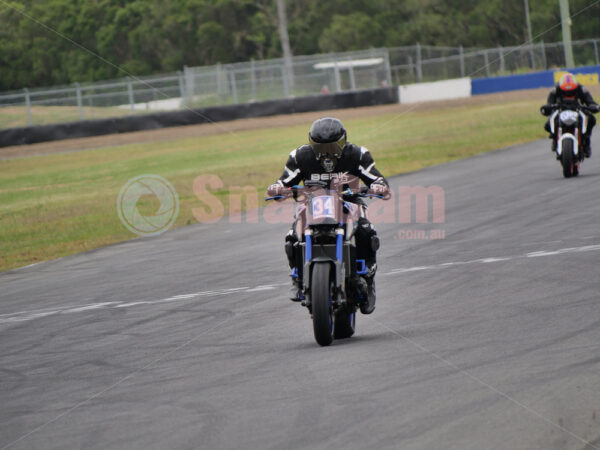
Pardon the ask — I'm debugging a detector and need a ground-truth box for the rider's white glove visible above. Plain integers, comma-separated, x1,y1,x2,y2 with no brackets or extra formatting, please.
267,180,287,197
368,179,391,199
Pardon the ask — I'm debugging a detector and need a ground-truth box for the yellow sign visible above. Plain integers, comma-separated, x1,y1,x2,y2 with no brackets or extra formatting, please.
554,71,599,85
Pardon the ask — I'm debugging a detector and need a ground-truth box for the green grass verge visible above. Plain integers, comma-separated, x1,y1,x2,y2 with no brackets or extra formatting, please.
0,97,545,271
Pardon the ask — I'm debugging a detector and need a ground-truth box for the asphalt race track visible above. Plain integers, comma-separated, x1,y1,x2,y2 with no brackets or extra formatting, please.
1,135,600,450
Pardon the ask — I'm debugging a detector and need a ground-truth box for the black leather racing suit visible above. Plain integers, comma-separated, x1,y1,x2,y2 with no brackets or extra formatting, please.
543,85,598,146
278,142,388,275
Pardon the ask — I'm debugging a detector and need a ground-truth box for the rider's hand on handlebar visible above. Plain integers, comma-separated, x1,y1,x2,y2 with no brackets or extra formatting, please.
367,179,391,200
267,180,287,197
540,104,555,116
587,104,600,114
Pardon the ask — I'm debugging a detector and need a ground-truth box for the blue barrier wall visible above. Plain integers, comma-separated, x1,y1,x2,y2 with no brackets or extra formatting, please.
472,65,600,95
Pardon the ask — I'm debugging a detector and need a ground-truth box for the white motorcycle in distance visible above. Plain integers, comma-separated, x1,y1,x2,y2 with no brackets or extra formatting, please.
544,104,592,178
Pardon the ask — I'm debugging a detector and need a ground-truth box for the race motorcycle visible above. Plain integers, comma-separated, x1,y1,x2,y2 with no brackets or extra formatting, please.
545,104,593,178
266,179,384,346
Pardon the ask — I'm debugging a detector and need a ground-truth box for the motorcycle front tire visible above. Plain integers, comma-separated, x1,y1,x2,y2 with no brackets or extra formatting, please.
311,263,334,346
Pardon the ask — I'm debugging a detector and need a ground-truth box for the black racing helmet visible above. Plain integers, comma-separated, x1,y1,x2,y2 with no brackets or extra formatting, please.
308,117,347,159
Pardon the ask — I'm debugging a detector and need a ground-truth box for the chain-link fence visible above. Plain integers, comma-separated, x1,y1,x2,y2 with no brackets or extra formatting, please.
388,39,600,84
182,48,392,108
1,39,598,129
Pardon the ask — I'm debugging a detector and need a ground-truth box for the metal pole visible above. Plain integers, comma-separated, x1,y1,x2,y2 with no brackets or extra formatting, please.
177,71,186,108
540,39,547,70
524,0,535,68
24,88,32,126
498,46,505,73
281,64,290,98
276,0,294,96
593,39,599,65
369,48,377,87
230,70,238,104
459,45,465,77
183,65,194,103
250,59,257,101
88,91,94,118
333,58,342,92
483,51,490,77
127,77,135,115
216,63,223,104
75,83,83,120
559,0,575,68
383,49,392,87
416,43,423,82
348,60,356,91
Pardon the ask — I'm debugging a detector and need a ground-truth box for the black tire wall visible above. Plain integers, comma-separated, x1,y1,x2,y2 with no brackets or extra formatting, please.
0,88,398,148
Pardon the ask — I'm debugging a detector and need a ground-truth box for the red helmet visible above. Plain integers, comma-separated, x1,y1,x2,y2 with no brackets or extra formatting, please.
558,73,578,92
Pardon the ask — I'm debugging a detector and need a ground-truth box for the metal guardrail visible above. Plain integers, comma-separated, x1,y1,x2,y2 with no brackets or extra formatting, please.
0,39,598,129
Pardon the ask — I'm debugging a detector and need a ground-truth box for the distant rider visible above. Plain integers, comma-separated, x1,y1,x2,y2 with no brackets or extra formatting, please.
541,72,599,157
266,117,390,314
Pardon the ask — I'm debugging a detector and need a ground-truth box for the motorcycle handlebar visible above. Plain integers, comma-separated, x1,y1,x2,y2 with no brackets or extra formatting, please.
265,185,380,201
546,103,596,113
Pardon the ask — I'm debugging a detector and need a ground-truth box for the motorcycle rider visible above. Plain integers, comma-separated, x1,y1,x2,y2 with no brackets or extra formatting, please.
266,117,390,314
541,72,599,157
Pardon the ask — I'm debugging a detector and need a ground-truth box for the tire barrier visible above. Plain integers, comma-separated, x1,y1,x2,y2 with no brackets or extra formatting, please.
0,87,398,148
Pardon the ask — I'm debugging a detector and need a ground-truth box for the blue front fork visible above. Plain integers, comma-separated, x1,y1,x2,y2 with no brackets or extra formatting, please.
305,230,341,263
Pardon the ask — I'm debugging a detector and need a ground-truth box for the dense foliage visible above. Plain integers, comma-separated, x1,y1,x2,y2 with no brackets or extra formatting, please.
0,0,598,90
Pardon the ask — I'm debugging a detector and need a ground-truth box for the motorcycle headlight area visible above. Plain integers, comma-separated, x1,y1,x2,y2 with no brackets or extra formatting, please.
559,110,578,126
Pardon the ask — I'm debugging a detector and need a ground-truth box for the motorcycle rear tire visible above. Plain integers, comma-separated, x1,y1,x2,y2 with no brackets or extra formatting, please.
334,306,356,339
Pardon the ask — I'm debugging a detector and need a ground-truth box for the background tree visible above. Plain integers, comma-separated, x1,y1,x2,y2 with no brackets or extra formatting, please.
0,0,598,90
